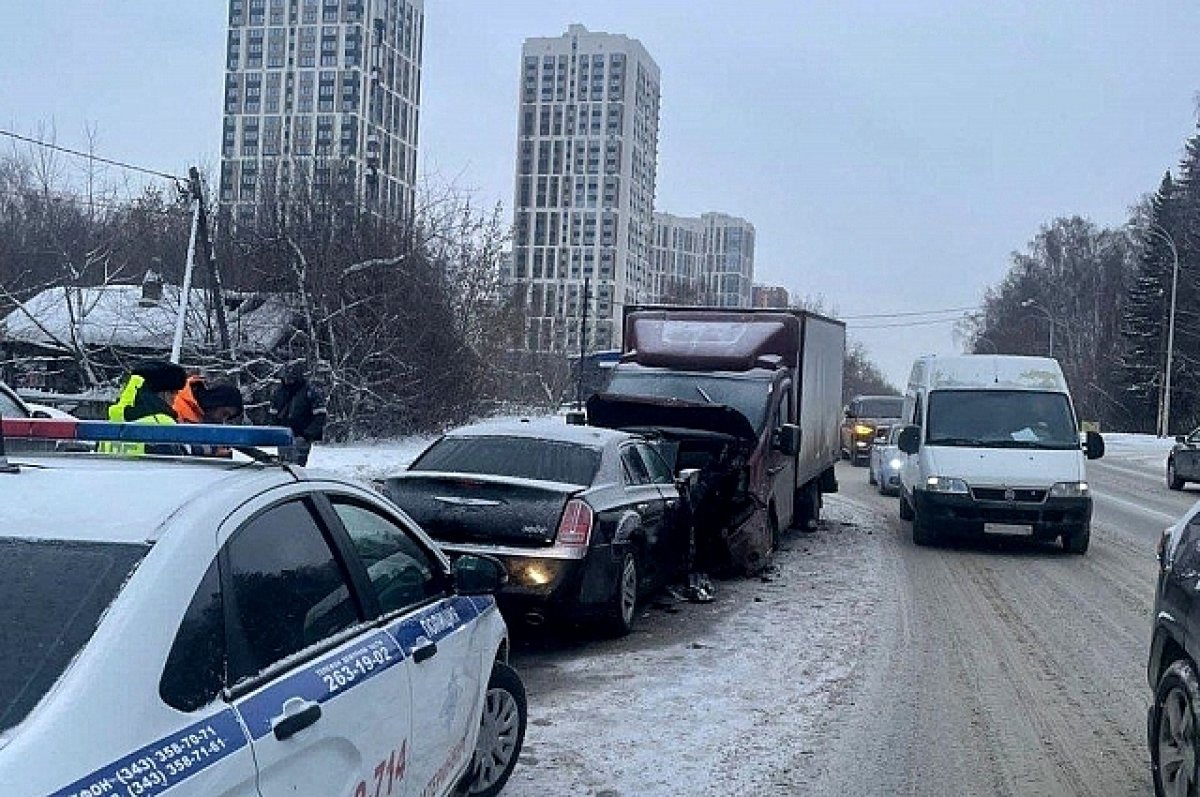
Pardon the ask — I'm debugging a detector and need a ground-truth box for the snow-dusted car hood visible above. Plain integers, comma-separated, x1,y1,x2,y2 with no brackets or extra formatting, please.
925,445,1084,488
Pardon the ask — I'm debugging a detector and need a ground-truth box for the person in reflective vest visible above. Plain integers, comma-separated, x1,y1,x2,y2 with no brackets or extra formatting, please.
173,375,245,457
98,361,188,455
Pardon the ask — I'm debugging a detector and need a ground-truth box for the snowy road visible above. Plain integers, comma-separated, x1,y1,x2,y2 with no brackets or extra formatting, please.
500,441,1193,796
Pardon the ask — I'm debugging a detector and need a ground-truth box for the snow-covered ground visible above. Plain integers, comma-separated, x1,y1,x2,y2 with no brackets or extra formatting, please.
306,435,436,482
1100,432,1176,469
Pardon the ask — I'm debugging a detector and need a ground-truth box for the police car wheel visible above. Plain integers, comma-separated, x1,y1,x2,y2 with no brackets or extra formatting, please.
459,662,527,797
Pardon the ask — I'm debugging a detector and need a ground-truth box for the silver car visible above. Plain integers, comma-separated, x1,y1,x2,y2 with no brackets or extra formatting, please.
868,425,905,496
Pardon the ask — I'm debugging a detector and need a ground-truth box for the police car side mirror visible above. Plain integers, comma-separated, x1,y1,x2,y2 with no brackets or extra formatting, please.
898,425,921,455
453,554,508,596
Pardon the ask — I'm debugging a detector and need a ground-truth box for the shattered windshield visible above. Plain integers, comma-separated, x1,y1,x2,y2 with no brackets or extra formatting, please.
606,370,771,431
0,538,148,734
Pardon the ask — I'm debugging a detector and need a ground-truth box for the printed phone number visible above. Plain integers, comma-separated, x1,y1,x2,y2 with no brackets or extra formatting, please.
318,642,394,694
59,726,229,797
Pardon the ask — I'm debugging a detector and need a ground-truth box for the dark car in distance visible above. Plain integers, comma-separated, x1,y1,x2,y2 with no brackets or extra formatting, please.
1148,505,1200,795
383,419,690,636
840,395,904,466
1167,427,1200,490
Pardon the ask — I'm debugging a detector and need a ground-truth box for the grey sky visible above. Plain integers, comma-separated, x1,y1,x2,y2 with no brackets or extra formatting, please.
3,1,1199,385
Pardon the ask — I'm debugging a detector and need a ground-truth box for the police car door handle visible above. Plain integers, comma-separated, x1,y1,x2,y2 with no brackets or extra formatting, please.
272,700,322,741
413,640,439,663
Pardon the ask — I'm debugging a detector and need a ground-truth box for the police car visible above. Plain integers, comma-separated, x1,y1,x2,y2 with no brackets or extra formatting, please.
0,419,526,797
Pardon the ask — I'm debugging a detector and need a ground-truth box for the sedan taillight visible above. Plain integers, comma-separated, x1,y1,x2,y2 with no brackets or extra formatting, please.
556,499,594,547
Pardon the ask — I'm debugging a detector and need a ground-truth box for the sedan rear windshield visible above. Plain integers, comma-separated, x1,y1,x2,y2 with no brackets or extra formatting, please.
410,436,601,486
0,538,149,735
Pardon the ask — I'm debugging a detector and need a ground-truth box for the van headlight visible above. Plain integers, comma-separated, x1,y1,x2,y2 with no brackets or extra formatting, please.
1050,481,1089,498
888,457,905,471
925,476,969,494
853,424,874,437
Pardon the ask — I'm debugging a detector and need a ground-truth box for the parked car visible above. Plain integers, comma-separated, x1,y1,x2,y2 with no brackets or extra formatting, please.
1167,428,1200,490
840,394,903,466
383,418,691,636
0,419,526,797
1147,501,1200,796
869,425,904,496
0,381,73,419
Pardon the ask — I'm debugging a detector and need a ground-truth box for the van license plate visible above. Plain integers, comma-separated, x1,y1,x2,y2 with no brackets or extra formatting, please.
984,523,1032,536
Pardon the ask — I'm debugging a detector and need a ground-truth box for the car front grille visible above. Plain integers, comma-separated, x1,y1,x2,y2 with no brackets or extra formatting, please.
970,487,1048,503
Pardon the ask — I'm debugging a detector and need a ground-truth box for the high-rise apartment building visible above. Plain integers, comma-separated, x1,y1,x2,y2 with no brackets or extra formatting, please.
651,212,705,303
649,211,756,307
702,212,756,307
512,24,661,352
219,0,424,225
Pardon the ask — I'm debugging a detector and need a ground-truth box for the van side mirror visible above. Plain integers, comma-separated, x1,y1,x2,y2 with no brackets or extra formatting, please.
1176,435,1188,445
1084,430,1105,460
843,406,853,419
453,554,508,595
564,410,586,426
772,423,801,457
897,425,921,455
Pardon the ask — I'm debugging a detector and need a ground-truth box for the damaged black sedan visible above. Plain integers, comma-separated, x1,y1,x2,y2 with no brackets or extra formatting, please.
383,419,692,636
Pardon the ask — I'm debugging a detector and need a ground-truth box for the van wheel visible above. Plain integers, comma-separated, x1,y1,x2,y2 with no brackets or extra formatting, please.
912,513,939,546
899,495,915,521
1062,525,1090,555
868,466,877,486
1151,658,1200,797
768,507,781,551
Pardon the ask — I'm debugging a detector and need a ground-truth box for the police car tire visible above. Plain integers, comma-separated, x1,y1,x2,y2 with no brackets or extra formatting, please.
459,662,527,797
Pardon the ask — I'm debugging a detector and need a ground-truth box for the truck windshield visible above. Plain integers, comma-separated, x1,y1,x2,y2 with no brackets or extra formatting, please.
0,538,149,735
606,371,771,431
926,390,1079,449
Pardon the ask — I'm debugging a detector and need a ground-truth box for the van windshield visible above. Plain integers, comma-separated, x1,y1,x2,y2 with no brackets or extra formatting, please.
926,390,1079,450
606,370,771,432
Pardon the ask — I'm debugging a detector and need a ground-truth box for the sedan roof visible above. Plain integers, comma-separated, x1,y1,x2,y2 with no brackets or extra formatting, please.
4,455,296,545
444,417,632,448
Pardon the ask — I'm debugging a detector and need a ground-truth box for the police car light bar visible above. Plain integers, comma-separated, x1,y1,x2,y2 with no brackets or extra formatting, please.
0,419,295,448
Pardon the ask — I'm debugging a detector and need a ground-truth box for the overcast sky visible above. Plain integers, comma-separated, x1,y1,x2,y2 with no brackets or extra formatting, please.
3,1,1199,385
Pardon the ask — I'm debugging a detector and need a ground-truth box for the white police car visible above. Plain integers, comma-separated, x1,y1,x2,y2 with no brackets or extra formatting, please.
0,419,526,797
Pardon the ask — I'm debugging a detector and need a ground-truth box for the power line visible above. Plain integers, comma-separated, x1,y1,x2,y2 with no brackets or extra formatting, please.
0,129,187,184
839,305,980,320
0,188,189,216
848,316,968,330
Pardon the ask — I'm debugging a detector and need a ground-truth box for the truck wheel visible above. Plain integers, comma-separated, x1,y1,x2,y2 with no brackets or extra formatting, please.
899,494,915,521
1062,525,1090,555
1150,658,1200,797
912,513,939,546
1169,459,1186,491
794,482,819,531
457,662,528,797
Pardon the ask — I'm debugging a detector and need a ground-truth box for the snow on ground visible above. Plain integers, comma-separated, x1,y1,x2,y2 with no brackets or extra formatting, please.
503,496,886,797
1101,433,1176,469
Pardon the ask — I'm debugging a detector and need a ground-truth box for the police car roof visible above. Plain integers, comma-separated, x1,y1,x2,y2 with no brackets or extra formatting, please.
444,416,632,447
6,454,297,545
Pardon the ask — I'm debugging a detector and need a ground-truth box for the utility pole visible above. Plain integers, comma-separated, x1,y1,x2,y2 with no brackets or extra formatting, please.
171,176,202,364
1146,224,1180,438
192,167,232,358
576,277,590,409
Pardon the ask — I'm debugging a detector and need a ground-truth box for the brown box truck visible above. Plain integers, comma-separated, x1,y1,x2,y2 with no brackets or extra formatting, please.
586,306,846,575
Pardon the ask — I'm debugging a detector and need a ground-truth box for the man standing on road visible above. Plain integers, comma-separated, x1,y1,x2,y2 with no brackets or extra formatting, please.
269,360,326,466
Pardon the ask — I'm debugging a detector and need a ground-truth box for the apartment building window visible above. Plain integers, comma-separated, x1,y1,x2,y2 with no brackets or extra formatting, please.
263,117,281,155
302,0,317,23
224,81,241,114
322,0,338,23
249,0,265,26
268,0,284,25
222,120,237,157
265,75,281,112
230,0,245,26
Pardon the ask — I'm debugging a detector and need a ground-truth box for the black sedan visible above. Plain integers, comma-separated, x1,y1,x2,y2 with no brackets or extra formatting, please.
1168,428,1200,490
383,418,691,636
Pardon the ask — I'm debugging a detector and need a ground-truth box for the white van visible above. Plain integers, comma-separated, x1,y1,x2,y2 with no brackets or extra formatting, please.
896,355,1104,553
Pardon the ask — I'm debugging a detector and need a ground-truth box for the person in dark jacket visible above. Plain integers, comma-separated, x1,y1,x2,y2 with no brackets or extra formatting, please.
269,360,326,466
99,361,188,456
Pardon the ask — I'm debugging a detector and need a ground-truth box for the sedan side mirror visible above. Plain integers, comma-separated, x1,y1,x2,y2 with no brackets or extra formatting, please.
1084,430,1105,461
675,467,701,490
453,554,508,595
897,425,921,455
772,423,802,457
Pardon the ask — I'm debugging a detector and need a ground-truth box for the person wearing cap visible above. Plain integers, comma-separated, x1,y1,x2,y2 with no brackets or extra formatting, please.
269,360,326,466
99,361,188,455
174,375,245,457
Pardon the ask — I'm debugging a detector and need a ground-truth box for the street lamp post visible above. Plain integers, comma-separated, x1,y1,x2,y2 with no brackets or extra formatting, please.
1020,299,1054,358
1145,224,1181,438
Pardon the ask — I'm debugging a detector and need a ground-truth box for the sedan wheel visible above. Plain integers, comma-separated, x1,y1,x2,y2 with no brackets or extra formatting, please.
460,663,527,797
602,552,639,637
1170,460,1186,491
1153,660,1200,797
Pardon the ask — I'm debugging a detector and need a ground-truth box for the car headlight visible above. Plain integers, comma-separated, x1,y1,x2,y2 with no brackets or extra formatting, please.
854,424,874,436
1049,481,1089,498
888,457,905,470
925,476,969,494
